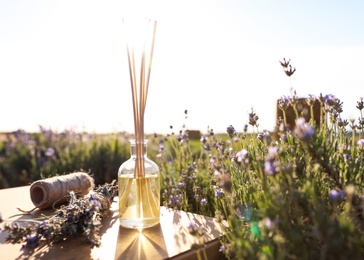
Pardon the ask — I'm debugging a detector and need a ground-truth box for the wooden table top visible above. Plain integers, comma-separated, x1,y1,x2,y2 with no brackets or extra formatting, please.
0,186,225,260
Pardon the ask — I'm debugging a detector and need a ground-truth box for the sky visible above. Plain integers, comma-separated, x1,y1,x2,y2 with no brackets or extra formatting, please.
1,0,364,135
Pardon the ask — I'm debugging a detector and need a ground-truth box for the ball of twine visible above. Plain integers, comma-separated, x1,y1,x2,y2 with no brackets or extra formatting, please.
29,172,95,210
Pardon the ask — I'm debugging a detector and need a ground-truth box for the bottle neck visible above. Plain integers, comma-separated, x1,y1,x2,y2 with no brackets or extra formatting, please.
129,139,148,158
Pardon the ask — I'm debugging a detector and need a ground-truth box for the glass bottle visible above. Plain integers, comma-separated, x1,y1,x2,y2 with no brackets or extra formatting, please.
118,139,160,229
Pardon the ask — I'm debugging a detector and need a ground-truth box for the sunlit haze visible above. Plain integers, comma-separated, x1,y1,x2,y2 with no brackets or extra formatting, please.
1,0,364,134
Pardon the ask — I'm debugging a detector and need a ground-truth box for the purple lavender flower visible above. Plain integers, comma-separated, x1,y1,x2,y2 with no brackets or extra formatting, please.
219,245,226,253
278,95,290,111
279,58,290,68
285,65,296,77
336,117,348,128
358,117,364,127
262,130,272,145
157,141,165,158
45,147,55,157
200,135,208,144
306,94,316,106
265,216,279,230
213,186,224,197
23,235,40,248
200,135,212,151
329,189,345,201
357,139,364,151
264,146,281,175
226,125,236,138
343,153,351,162
159,143,165,152
177,130,189,144
289,88,298,105
264,161,277,175
214,169,220,178
248,108,259,127
356,97,364,111
294,118,316,141
169,196,179,206
236,149,248,163
257,133,263,141
267,146,279,160
325,94,343,114
178,182,186,189
243,124,249,132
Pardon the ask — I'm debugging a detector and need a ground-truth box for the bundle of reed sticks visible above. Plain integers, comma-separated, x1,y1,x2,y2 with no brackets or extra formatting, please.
123,17,157,177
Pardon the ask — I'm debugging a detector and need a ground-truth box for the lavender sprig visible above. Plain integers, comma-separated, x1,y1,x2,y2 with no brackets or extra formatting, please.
1,180,118,249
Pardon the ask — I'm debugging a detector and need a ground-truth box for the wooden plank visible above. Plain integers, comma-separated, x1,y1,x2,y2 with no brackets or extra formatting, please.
0,186,225,259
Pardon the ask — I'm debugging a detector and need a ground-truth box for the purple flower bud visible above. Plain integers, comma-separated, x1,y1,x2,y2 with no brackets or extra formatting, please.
278,95,290,111
213,186,224,197
329,189,345,201
226,125,236,138
219,245,226,252
45,147,55,157
265,216,279,229
236,149,248,163
294,118,316,141
357,139,364,151
24,235,40,248
264,161,276,175
200,136,208,144
257,133,263,141
200,198,207,205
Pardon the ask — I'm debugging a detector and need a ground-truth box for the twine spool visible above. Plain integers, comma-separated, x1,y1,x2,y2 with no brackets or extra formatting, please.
29,172,94,209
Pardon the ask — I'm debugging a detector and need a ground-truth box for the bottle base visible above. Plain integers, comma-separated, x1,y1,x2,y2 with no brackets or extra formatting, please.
119,217,160,230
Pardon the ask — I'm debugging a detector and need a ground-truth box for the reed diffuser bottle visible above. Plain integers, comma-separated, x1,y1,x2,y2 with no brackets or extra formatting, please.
119,16,159,229
118,139,160,229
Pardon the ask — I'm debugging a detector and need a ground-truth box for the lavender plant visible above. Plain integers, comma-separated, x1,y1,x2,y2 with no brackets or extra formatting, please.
156,110,216,217
157,60,364,259
0,127,130,188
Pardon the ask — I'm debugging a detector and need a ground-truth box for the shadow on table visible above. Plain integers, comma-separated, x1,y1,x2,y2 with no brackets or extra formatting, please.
114,208,225,260
172,207,224,240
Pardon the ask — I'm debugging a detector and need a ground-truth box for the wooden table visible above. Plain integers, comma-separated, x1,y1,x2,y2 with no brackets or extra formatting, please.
0,186,225,260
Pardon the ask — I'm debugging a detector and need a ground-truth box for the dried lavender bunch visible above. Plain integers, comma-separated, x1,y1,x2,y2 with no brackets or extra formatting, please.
1,180,118,249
